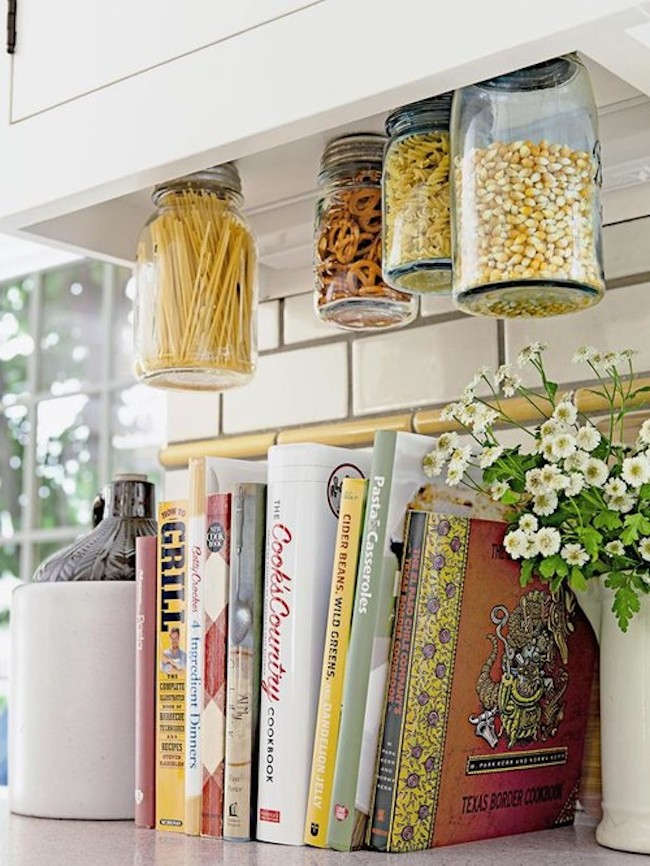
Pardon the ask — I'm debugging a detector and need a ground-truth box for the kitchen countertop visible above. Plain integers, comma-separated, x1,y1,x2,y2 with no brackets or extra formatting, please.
0,792,644,866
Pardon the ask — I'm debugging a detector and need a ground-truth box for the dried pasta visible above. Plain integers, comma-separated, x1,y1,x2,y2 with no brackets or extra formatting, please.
135,187,256,387
383,131,451,292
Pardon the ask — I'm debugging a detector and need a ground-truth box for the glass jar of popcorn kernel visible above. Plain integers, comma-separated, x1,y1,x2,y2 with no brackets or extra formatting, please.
451,54,605,318
383,93,453,293
314,133,418,330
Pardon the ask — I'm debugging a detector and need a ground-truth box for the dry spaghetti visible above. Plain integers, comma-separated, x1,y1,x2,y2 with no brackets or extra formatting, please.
134,186,257,389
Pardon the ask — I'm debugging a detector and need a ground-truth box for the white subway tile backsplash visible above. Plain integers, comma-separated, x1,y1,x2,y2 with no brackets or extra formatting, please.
284,292,340,344
164,468,189,500
166,391,220,443
603,218,650,282
419,294,458,318
258,301,280,351
222,343,348,434
505,281,650,386
352,318,498,416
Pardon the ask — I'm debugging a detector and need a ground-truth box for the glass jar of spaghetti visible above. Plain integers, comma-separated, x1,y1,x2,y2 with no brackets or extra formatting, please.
383,93,452,293
314,134,417,330
133,163,257,389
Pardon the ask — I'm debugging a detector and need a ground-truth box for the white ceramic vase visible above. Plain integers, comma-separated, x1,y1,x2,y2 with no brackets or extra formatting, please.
9,581,136,819
576,578,650,854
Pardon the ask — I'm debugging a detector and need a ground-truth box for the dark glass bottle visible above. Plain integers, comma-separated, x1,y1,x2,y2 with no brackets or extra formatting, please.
32,473,157,582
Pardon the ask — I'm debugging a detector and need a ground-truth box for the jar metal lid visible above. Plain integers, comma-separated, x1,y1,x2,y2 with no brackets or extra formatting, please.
152,162,242,203
385,92,453,137
477,54,579,92
318,133,386,181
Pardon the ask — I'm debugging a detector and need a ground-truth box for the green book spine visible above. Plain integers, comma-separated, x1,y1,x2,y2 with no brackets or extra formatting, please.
368,510,427,850
327,430,397,851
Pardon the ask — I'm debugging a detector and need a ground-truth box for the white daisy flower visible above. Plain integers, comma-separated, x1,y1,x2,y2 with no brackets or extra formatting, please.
523,536,540,559
449,446,472,473
502,375,522,398
584,458,609,488
536,527,562,557
602,351,622,370
540,464,565,491
517,342,548,367
619,349,638,362
457,402,480,426
504,529,528,560
572,345,597,364
446,465,464,486
440,403,461,422
608,494,636,514
488,480,509,501
494,364,513,386
553,401,578,427
604,478,627,498
622,455,650,489
518,513,538,534
560,543,589,567
540,418,562,438
423,450,446,477
605,540,625,557
551,432,577,460
639,538,650,563
541,439,561,463
437,431,459,456
468,365,492,389
479,446,504,469
637,420,650,447
532,491,558,517
525,468,545,494
564,473,585,497
575,425,600,452
472,405,499,435
564,450,590,473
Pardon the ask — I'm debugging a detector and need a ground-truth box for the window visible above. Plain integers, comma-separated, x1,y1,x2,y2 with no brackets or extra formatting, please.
0,259,166,584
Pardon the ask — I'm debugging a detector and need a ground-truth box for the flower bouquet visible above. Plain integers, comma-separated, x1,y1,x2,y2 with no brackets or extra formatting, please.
423,343,650,631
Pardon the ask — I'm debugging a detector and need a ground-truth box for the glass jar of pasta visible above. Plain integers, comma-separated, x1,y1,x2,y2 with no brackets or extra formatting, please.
314,133,418,330
383,93,453,293
451,54,605,318
133,163,257,390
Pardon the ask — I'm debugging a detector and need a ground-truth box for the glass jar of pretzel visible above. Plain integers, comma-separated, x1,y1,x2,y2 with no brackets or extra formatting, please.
133,163,257,390
314,133,417,330
383,94,452,293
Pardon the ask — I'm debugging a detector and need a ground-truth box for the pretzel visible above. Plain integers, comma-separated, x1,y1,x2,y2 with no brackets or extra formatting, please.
315,171,411,311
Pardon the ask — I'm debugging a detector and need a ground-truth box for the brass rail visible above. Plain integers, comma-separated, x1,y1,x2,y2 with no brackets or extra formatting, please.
159,377,650,469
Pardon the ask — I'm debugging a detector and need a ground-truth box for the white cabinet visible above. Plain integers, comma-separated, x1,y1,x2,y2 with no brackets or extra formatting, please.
10,0,320,119
0,0,648,275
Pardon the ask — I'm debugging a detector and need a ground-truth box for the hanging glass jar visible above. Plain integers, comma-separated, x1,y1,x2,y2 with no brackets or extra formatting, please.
383,93,452,293
451,54,605,318
134,163,257,389
314,133,418,330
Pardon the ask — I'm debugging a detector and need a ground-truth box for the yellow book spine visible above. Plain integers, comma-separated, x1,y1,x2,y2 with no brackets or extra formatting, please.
304,477,369,847
156,500,189,833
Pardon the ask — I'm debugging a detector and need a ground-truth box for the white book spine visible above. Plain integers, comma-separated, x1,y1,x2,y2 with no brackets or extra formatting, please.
256,444,370,846
184,459,206,834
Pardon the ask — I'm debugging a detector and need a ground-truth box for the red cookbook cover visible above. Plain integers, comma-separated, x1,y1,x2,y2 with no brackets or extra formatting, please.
135,534,157,829
369,512,597,852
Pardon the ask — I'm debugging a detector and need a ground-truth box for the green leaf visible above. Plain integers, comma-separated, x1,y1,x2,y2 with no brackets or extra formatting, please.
500,489,519,505
520,559,536,586
604,571,629,590
639,484,650,501
546,380,558,401
539,554,567,579
568,567,588,593
577,526,603,558
593,511,622,532
612,585,641,633
621,513,650,545
550,572,564,593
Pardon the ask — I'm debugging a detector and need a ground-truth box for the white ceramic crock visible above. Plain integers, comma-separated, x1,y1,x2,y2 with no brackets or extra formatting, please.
9,581,136,819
